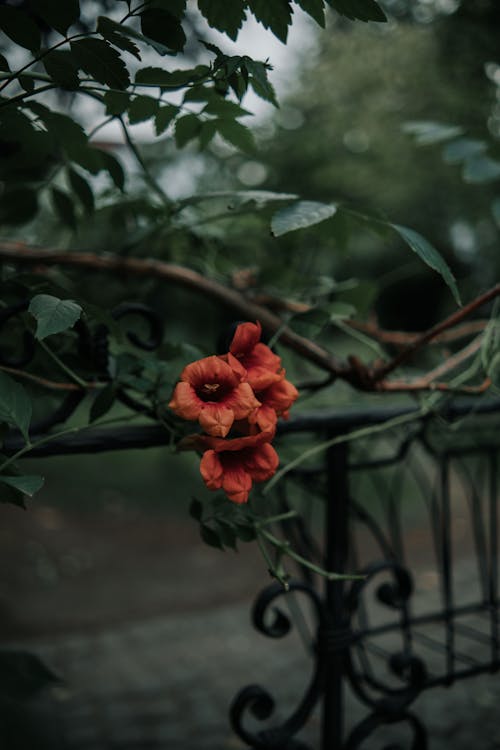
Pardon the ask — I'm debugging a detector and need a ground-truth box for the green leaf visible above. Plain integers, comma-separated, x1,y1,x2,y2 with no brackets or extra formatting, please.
128,95,159,124
391,224,461,306
43,49,80,89
0,6,41,51
155,104,177,135
292,308,330,336
71,144,105,175
215,118,255,153
462,155,500,184
28,293,82,339
246,0,293,43
0,52,10,72
0,474,44,497
175,113,202,147
234,523,256,542
271,200,337,237
148,0,187,17
203,98,250,118
140,9,186,52
327,0,387,22
0,188,38,226
97,17,141,60
71,38,130,90
200,523,224,549
51,188,76,229
27,103,88,160
135,66,198,87
244,59,278,106
0,372,32,443
89,383,116,423
103,90,131,116
198,119,218,149
189,497,203,521
329,302,357,320
67,167,94,214
98,150,125,191
197,0,246,40
216,520,237,550
19,75,35,93
402,121,464,146
442,138,487,165
29,0,80,34
295,0,325,26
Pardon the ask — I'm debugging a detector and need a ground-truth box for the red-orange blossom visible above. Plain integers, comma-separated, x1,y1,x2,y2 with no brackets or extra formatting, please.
169,322,298,504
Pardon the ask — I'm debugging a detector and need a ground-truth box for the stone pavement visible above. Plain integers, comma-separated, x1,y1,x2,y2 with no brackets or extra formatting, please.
5,565,500,750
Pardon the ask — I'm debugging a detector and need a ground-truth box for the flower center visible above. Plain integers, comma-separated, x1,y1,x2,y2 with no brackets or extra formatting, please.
198,382,225,401
203,382,220,393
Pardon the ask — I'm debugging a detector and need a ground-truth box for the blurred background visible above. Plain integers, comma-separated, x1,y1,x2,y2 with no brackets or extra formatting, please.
1,0,500,747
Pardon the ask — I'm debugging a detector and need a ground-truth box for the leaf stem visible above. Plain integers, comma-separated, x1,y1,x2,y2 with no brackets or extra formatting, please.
258,527,364,581
0,32,94,94
38,340,88,388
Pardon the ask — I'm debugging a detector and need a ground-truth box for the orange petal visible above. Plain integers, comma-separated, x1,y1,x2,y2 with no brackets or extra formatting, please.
220,352,247,380
230,321,262,356
227,382,261,419
181,355,240,389
221,464,252,504
245,443,279,482
261,377,299,415
168,382,201,421
199,404,234,437
251,404,278,432
200,450,223,489
192,423,275,453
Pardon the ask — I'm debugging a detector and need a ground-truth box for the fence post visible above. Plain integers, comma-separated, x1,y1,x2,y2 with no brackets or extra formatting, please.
322,438,350,750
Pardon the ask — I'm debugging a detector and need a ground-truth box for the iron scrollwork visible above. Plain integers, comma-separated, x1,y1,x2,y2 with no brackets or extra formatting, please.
230,581,326,750
0,298,164,434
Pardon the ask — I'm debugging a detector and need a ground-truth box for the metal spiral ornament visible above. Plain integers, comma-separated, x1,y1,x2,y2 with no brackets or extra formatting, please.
230,581,325,750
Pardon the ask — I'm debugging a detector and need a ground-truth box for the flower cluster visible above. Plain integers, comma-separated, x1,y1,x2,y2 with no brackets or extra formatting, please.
169,322,298,504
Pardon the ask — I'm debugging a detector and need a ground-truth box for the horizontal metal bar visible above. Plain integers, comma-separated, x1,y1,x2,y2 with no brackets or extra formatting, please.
4,398,500,458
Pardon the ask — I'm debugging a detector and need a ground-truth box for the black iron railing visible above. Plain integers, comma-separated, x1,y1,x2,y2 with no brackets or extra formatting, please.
4,391,500,749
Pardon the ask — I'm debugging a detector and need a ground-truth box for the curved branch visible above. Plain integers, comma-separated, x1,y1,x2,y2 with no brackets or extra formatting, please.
0,241,346,376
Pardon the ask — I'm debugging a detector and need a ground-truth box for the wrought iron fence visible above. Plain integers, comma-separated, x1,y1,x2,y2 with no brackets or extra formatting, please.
3,383,500,748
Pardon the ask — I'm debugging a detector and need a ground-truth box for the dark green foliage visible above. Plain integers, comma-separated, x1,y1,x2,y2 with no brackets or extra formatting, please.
51,187,77,229
29,0,80,35
0,373,32,443
43,50,80,90
197,0,247,41
327,0,386,22
140,9,186,53
71,38,130,89
28,294,83,339
175,114,202,147
155,105,177,135
0,188,39,225
246,0,293,43
0,5,41,51
97,17,142,60
128,95,160,124
295,0,325,27
89,383,116,423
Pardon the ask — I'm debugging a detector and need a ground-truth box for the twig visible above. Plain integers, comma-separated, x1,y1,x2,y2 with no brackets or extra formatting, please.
376,335,490,393
372,283,500,381
0,365,98,391
348,319,488,346
0,241,346,376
